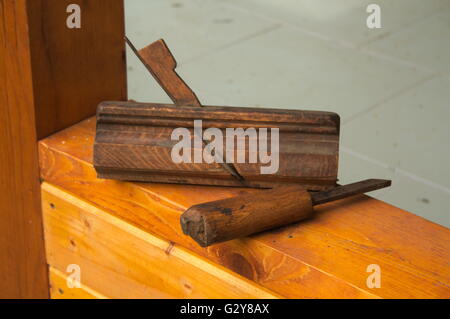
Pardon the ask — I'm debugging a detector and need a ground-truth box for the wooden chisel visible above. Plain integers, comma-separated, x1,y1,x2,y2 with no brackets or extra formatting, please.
180,179,391,247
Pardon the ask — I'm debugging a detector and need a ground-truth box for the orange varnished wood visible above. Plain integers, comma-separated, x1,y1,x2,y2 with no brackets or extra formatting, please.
0,0,49,298
49,267,106,299
42,183,280,299
0,0,127,298
27,0,127,139
39,117,450,299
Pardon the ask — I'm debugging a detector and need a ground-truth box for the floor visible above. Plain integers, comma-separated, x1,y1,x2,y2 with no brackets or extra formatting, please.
125,0,450,227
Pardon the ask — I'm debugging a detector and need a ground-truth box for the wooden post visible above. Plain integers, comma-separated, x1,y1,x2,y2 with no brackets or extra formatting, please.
27,0,127,139
0,0,126,298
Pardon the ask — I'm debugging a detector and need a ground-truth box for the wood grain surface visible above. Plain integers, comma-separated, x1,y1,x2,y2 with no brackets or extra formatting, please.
0,0,49,298
94,101,340,189
181,180,391,247
181,185,314,247
39,117,450,298
0,0,127,298
128,38,201,107
49,267,106,299
27,0,127,139
42,183,280,299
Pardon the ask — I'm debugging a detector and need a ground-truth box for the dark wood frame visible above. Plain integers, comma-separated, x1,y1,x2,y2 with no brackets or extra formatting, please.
0,0,126,298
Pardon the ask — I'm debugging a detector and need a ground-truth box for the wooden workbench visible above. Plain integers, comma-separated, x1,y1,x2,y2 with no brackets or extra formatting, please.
39,117,450,299
3,0,447,299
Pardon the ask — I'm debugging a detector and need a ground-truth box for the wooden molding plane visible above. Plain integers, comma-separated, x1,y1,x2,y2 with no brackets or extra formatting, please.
99,38,340,190
39,118,450,299
94,101,340,190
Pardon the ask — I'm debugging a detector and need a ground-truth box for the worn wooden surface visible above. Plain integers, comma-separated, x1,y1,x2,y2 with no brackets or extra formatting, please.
0,0,49,298
39,117,450,298
42,183,280,299
94,101,340,190
127,38,201,107
27,0,127,139
49,267,106,299
181,185,314,247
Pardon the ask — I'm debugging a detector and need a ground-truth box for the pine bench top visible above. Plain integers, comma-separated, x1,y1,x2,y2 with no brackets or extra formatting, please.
38,117,450,298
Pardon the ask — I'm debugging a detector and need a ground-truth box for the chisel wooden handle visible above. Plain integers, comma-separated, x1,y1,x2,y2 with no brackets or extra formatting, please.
181,185,313,247
180,179,391,247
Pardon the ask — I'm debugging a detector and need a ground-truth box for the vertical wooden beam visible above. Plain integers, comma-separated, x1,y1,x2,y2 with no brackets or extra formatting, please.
0,0,126,298
27,0,127,139
0,0,49,299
